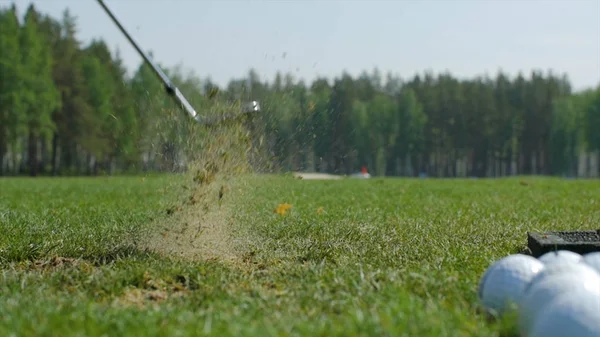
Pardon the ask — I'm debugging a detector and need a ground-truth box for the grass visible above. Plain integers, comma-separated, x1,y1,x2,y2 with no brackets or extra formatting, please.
1,174,599,336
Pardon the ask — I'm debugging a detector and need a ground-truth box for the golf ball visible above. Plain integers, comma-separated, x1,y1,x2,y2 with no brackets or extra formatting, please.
518,273,600,337
582,252,600,273
478,254,544,315
529,288,600,337
523,262,599,294
537,250,582,265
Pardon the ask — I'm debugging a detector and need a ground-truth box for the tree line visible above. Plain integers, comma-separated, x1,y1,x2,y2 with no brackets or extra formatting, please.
1,4,599,178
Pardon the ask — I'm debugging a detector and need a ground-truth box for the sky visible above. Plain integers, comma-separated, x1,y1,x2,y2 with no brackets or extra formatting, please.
3,0,600,91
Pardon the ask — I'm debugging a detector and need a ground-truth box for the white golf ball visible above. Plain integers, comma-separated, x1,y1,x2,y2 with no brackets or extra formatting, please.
538,250,582,265
529,288,600,337
518,273,600,337
524,262,599,294
582,252,600,273
478,254,544,315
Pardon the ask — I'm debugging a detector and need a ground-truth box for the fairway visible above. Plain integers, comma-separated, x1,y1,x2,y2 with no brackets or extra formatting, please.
1,175,600,336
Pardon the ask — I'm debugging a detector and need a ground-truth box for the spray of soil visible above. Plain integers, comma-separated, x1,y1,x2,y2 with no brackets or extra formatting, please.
141,177,247,262
138,100,268,263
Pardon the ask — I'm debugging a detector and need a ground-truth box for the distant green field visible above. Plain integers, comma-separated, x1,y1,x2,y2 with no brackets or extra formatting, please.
1,175,599,336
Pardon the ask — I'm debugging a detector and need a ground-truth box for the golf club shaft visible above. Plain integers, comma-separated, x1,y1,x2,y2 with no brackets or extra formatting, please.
96,0,201,122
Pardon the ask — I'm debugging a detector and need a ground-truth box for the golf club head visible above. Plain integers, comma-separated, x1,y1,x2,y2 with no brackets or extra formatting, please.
243,101,261,114
198,100,261,127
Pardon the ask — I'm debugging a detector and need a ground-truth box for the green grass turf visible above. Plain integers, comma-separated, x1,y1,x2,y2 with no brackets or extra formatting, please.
1,175,599,336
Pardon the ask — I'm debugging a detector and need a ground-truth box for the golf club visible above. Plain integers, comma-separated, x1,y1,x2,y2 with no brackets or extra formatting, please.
96,0,260,126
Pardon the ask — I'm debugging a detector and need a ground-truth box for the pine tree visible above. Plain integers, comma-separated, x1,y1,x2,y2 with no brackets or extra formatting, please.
19,5,61,176
0,5,23,174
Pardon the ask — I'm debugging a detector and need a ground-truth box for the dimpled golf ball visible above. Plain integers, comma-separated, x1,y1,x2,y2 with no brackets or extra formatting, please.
523,262,599,294
537,250,582,266
582,252,600,273
478,254,544,315
529,288,600,337
518,272,600,337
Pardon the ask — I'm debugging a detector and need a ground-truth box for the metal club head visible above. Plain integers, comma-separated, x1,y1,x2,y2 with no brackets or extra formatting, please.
244,101,261,114
198,100,261,127
97,0,260,126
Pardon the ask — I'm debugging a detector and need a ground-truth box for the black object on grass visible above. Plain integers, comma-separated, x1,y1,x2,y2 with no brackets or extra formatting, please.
96,0,260,126
527,231,600,257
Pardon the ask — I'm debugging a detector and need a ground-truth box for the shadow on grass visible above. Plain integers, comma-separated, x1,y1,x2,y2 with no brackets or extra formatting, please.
511,243,533,256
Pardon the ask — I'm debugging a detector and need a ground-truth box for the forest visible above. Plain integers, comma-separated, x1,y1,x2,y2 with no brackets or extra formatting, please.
1,4,599,178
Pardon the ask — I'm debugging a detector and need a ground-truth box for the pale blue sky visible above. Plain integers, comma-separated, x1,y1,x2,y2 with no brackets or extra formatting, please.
3,0,600,91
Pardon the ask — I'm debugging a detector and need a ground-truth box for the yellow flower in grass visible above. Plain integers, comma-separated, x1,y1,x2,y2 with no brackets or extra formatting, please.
275,203,293,215
316,207,324,215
